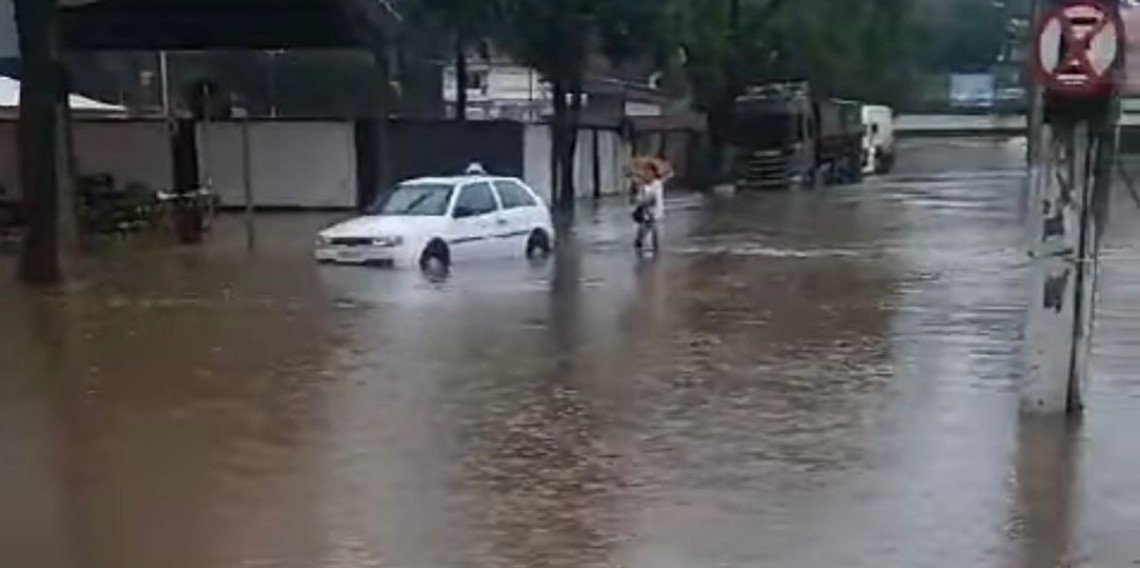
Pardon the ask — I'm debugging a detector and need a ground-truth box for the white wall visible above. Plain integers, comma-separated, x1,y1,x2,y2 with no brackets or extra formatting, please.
444,63,553,121
0,120,173,200
523,124,629,203
625,101,662,117
573,129,626,197
523,124,553,202
197,121,356,209
444,62,551,104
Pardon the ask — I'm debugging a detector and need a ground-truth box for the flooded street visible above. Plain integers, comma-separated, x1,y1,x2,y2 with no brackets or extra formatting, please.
3,137,1140,567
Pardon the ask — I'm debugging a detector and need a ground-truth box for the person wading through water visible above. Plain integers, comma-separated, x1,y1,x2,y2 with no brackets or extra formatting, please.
631,157,672,253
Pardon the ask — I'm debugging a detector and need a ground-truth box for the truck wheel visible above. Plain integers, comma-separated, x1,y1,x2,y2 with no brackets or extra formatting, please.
849,158,864,183
876,152,894,175
810,165,826,189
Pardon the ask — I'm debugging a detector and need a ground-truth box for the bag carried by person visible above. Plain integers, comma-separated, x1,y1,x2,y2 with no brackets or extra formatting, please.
632,203,650,224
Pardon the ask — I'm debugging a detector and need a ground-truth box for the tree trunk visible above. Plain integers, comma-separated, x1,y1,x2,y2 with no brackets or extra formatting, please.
551,79,568,209
14,0,63,285
706,99,733,185
454,33,468,121
558,85,583,208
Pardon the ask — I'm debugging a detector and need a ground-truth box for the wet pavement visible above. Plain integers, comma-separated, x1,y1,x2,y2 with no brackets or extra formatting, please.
2,137,1140,567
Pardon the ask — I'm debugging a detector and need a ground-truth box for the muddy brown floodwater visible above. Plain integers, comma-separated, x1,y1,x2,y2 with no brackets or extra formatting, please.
3,137,1140,568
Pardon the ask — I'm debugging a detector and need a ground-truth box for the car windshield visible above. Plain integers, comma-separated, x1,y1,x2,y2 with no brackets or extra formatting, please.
367,183,454,216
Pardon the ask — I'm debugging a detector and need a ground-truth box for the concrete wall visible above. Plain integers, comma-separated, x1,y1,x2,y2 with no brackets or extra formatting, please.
74,121,173,191
895,114,1027,137
197,121,356,209
0,118,629,211
523,124,553,202
523,124,628,203
0,120,173,201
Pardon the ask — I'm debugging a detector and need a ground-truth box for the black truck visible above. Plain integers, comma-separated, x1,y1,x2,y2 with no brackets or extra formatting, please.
728,82,864,190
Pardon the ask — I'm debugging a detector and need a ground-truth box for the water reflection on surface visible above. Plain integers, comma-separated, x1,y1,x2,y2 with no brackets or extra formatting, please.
2,138,1140,567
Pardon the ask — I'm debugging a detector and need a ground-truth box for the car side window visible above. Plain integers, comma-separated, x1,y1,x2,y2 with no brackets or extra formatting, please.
453,182,499,218
493,180,538,210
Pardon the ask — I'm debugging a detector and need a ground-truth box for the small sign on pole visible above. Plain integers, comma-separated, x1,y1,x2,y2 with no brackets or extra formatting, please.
1032,0,1122,98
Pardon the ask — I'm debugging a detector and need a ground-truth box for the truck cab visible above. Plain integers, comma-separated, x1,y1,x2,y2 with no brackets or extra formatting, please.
861,105,895,175
728,82,865,190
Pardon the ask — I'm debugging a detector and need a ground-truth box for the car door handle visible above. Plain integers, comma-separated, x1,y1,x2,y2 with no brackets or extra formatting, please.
496,218,508,225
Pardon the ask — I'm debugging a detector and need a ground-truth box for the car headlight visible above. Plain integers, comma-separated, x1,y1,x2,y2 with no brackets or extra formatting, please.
315,235,331,247
371,236,404,247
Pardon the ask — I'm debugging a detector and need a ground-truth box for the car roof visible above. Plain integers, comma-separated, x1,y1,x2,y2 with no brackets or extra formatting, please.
403,175,523,186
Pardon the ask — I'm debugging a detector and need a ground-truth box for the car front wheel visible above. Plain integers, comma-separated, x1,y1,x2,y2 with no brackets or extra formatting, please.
419,239,451,273
525,229,552,259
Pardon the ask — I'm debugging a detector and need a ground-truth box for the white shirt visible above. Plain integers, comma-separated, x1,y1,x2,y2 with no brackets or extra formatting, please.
642,180,665,221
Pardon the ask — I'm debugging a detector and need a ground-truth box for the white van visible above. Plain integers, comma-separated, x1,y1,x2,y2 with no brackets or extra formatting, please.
862,105,895,174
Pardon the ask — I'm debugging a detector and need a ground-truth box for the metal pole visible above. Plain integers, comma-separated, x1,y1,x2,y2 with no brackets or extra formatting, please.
266,51,279,119
528,69,535,121
200,84,213,191
1027,0,1044,162
241,114,255,251
159,51,171,116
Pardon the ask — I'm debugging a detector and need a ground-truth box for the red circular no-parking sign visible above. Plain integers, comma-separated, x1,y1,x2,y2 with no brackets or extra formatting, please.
1032,0,1122,97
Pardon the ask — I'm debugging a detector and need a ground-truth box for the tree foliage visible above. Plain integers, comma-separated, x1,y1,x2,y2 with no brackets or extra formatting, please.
403,0,943,192
396,0,1005,183
910,0,1008,74
494,0,670,208
673,0,1005,108
409,0,499,120
771,0,917,103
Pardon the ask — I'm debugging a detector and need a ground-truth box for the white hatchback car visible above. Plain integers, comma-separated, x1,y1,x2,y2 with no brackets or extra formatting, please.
315,175,555,270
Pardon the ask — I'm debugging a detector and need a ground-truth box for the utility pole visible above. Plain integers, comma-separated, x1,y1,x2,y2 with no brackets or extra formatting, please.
1023,0,1121,414
13,0,63,284
159,51,171,116
1027,0,1045,162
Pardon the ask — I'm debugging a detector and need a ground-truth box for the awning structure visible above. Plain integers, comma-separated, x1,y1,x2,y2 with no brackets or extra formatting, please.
60,0,398,51
0,75,125,112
